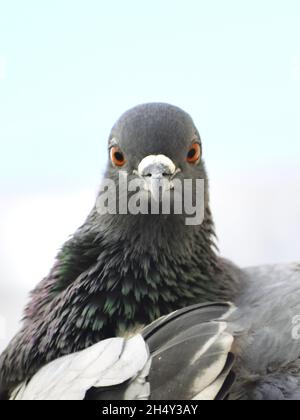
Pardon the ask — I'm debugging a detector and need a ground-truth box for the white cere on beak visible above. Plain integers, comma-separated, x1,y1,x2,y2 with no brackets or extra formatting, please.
136,155,178,201
137,155,176,178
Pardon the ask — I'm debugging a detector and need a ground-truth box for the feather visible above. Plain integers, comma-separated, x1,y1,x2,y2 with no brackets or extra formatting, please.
144,303,235,400
11,335,149,401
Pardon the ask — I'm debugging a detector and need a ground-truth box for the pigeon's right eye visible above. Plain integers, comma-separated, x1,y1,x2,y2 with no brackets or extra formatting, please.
110,147,126,167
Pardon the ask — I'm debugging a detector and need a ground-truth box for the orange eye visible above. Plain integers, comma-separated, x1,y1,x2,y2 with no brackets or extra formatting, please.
110,146,126,167
187,143,201,164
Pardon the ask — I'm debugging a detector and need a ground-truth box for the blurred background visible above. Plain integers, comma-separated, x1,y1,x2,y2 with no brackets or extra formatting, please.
0,0,300,352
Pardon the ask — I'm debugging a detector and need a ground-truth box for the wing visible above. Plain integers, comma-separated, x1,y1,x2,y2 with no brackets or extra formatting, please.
86,303,237,401
10,335,150,400
143,302,236,400
10,303,236,401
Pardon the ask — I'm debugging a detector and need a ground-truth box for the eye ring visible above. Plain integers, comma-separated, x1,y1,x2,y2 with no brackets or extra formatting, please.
187,143,201,164
110,146,126,167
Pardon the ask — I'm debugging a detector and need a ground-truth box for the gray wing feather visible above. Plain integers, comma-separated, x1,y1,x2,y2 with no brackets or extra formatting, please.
144,303,236,400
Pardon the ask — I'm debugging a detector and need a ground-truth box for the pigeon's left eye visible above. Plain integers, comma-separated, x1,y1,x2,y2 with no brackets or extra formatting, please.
187,143,201,164
110,147,126,167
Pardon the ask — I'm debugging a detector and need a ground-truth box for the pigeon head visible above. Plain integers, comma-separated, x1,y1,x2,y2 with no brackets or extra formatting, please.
101,103,209,214
107,103,205,176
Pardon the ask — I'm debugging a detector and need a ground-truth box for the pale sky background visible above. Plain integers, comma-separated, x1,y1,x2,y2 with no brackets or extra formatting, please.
0,0,300,351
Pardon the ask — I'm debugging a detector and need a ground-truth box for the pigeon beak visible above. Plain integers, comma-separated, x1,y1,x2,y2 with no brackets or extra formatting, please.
137,155,177,201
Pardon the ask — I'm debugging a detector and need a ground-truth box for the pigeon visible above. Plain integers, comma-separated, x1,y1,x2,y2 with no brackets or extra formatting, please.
1,103,300,400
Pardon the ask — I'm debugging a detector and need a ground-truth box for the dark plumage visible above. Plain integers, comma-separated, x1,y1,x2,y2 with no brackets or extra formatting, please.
1,103,300,400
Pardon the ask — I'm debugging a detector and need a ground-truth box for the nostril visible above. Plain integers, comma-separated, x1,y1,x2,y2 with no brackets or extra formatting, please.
145,173,152,177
